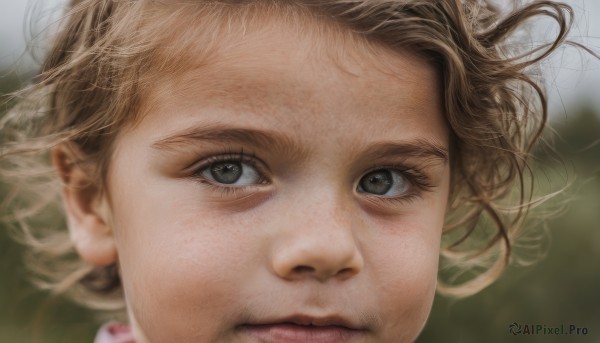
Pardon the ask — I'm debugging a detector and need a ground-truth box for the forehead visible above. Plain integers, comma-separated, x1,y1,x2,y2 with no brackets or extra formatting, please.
148,17,439,104
129,4,446,150
136,4,438,100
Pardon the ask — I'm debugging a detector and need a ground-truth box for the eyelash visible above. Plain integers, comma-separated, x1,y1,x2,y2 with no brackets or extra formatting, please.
189,148,435,205
189,148,269,196
359,165,434,206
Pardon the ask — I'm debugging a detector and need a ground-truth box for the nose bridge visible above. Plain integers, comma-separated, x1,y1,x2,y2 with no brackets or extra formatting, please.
271,185,364,282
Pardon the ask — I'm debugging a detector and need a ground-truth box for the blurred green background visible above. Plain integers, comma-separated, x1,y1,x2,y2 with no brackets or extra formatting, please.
1,69,599,342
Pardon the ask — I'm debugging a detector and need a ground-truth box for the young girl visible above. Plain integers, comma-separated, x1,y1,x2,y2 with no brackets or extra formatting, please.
0,0,589,342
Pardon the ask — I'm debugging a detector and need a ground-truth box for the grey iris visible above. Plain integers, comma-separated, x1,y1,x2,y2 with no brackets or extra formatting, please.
210,162,243,184
359,169,393,195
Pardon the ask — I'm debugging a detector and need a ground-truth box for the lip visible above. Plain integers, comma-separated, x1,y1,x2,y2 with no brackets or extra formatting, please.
238,315,368,343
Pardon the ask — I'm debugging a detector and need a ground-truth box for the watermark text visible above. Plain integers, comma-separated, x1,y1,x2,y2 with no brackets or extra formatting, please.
508,322,589,336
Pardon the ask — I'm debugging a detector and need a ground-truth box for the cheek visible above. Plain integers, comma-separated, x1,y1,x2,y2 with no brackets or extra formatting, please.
366,213,443,341
110,181,259,340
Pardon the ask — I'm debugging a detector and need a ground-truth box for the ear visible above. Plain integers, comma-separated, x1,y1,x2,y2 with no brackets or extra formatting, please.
52,144,117,266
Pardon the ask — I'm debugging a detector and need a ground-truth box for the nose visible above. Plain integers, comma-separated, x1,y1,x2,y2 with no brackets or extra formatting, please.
270,197,364,282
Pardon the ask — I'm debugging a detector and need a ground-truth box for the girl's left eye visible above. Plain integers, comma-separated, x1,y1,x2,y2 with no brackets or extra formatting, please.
357,168,411,197
200,160,264,185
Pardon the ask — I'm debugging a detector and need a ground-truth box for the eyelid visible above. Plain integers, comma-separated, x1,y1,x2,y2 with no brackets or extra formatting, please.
186,149,271,188
355,163,435,205
358,163,434,190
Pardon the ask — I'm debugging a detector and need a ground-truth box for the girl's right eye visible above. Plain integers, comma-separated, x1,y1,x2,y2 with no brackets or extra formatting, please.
200,160,264,186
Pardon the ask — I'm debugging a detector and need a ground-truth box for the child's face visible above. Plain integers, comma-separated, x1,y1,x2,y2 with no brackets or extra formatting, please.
98,18,450,343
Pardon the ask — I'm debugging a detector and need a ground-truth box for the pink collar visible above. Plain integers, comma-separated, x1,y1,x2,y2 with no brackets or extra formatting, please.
94,322,136,343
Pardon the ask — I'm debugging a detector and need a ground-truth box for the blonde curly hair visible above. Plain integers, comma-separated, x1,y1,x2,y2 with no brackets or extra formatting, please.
0,0,582,318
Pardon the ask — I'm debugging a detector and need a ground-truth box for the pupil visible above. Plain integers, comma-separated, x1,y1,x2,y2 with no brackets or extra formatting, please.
210,162,242,184
360,169,393,195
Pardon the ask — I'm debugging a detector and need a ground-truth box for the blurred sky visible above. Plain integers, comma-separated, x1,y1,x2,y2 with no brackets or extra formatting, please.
1,0,599,117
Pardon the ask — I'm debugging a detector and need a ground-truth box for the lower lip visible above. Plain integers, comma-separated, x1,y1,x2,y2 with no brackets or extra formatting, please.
239,323,365,343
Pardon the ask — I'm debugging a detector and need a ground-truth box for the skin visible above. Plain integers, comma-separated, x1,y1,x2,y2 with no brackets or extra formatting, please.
55,14,450,343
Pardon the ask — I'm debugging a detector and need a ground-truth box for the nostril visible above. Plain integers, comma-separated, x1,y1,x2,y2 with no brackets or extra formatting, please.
292,265,315,274
337,267,356,279
272,237,364,281
290,265,357,280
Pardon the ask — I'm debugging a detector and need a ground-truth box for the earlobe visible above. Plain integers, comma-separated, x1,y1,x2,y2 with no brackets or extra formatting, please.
52,144,117,267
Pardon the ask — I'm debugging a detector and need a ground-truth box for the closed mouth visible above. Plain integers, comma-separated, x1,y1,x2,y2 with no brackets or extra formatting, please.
238,315,368,342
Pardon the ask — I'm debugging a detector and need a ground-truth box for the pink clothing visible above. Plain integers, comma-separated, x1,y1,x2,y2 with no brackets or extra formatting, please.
94,322,136,343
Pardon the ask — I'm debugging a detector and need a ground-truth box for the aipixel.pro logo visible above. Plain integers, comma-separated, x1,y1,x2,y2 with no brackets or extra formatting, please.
509,322,589,336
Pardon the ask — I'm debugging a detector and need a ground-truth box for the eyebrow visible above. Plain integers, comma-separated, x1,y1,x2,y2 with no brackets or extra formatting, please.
362,139,448,164
152,124,311,161
151,124,449,164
